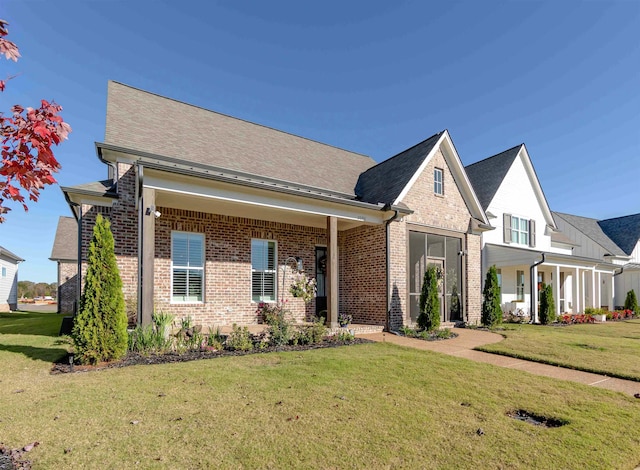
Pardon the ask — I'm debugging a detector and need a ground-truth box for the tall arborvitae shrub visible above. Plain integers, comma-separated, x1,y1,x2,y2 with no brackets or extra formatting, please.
450,283,461,320
624,289,638,313
72,214,128,364
418,266,440,331
482,265,502,327
539,283,556,325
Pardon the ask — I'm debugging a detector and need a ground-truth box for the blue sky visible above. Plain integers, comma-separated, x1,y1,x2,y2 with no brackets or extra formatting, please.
1,0,638,283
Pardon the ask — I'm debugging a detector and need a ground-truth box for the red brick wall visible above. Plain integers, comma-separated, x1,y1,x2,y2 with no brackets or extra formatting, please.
153,207,328,327
389,147,482,328
340,224,387,325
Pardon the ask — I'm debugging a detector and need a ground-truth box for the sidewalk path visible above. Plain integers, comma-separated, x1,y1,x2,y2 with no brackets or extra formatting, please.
359,328,640,397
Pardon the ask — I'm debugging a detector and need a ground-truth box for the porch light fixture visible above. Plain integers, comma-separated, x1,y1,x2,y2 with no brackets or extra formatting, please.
145,205,161,219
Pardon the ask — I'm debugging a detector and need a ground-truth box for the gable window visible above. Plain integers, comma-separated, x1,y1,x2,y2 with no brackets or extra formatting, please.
1,266,5,278
172,232,204,303
504,214,536,247
434,168,444,196
252,239,277,302
516,270,525,301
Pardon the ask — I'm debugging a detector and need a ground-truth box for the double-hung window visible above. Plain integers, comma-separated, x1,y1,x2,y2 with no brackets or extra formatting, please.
252,239,277,302
434,168,444,196
516,270,525,301
511,216,529,245
172,232,204,303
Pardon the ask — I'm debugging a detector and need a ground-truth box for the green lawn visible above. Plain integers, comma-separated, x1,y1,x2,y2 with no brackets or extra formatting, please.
1,311,640,469
476,320,640,381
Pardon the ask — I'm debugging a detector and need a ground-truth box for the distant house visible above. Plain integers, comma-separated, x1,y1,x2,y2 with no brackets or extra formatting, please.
0,245,24,312
554,212,640,309
465,145,619,321
49,216,78,314
60,81,489,330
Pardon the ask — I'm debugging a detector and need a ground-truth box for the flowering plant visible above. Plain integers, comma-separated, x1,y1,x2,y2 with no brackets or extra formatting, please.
338,312,353,327
289,272,317,304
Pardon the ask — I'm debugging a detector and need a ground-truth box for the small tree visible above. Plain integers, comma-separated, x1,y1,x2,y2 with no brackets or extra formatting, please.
418,266,440,331
482,265,502,327
72,214,128,364
539,283,556,325
624,289,638,314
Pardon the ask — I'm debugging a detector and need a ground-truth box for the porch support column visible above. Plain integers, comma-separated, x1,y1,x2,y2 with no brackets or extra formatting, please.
591,268,596,309
554,265,561,318
139,187,156,326
326,216,339,328
611,274,615,311
597,272,602,309
531,265,539,323
574,267,580,313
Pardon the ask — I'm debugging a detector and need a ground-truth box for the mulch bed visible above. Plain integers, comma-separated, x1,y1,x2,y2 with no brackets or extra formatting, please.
51,337,373,374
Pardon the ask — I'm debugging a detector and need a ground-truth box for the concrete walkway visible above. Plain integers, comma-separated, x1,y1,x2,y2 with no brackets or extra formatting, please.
359,328,640,397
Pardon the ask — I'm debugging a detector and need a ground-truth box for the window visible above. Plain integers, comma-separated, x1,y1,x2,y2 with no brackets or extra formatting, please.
511,216,529,245
516,270,525,301
1,266,5,278
496,269,502,289
434,168,443,195
252,239,277,302
172,232,204,303
504,214,535,247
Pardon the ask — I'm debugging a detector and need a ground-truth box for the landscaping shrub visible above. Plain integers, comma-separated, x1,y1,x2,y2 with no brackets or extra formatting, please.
225,324,253,351
624,289,638,314
539,283,556,325
262,304,294,346
482,265,502,328
418,266,440,331
72,214,128,365
296,316,327,345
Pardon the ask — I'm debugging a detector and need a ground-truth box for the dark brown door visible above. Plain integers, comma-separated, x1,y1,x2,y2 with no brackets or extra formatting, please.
315,247,327,317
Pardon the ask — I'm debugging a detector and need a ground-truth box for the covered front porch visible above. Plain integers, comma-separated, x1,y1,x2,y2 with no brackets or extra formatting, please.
484,244,617,322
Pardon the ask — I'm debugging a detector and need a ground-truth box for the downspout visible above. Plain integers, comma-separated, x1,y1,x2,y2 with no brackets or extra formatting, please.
529,253,545,323
71,202,81,316
385,207,401,332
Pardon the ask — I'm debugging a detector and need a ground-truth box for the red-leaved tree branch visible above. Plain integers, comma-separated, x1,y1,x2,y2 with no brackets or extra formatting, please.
0,19,71,222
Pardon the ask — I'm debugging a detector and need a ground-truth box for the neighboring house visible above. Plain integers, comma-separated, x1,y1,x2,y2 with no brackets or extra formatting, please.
554,212,640,309
49,216,78,314
465,145,619,321
0,245,24,312
61,81,489,330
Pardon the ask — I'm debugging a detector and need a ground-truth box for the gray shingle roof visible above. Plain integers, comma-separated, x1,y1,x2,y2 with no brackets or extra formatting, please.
0,245,23,262
464,145,522,210
553,211,627,256
61,179,117,198
354,132,444,205
50,216,78,261
598,213,640,256
105,81,376,196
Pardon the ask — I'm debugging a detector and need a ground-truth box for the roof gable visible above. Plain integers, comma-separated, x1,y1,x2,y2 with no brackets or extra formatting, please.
354,132,443,205
598,213,640,255
104,81,375,196
465,145,521,211
466,144,555,228
0,245,23,263
553,211,627,256
50,216,78,261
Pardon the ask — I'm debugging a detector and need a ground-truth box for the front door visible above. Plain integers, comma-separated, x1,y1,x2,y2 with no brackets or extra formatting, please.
315,247,327,317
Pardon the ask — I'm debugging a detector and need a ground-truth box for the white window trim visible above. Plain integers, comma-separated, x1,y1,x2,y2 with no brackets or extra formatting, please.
171,231,205,304
510,215,530,246
251,238,278,303
434,168,444,196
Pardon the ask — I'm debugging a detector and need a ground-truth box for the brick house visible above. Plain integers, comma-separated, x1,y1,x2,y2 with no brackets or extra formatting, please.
49,216,78,314
61,81,489,330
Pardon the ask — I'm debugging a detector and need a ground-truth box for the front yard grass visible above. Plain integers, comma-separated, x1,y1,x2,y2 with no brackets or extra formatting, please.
476,319,640,381
1,311,640,469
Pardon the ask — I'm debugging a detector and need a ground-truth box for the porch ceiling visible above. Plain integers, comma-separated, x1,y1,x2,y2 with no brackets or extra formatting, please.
147,170,387,231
